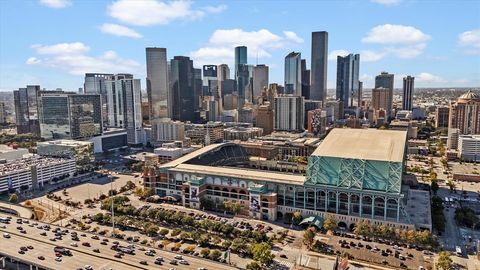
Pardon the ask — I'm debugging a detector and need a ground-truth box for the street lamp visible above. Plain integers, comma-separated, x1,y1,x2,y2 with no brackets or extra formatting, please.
110,173,115,235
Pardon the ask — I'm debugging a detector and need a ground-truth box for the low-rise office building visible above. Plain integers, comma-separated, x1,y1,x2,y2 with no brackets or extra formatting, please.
458,135,480,162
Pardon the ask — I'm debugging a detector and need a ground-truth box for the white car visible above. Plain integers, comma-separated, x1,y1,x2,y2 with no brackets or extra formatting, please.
3,233,10,238
84,265,93,270
55,257,62,262
174,255,183,260
70,242,78,247
179,260,189,265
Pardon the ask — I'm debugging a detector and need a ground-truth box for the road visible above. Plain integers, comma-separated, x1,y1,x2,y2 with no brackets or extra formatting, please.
0,202,34,219
0,214,236,270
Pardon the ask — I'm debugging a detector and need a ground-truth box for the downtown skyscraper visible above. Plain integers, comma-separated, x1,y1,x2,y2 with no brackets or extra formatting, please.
170,56,195,122
375,72,395,118
402,76,415,111
14,85,41,136
146,47,169,120
336,54,360,108
284,52,302,96
310,31,328,104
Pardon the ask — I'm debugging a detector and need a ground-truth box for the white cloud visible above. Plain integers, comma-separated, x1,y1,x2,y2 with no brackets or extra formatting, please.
190,29,303,67
31,42,90,55
100,23,142,39
458,29,480,55
328,50,350,61
370,0,402,5
26,57,41,65
416,72,446,84
203,5,227,13
360,24,430,60
362,24,430,45
39,0,71,9
107,0,226,26
360,50,387,62
27,42,142,76
283,31,304,43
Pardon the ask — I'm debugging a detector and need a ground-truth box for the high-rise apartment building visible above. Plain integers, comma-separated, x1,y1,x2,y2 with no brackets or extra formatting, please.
372,87,390,118
336,54,360,108
151,118,185,144
449,90,480,134
284,52,302,96
105,74,143,144
217,64,230,99
252,65,269,100
14,85,41,136
274,95,304,132
203,65,218,98
0,102,6,124
170,56,195,122
146,47,169,120
304,100,322,129
435,106,450,128
256,103,274,135
301,59,310,99
39,93,102,139
402,76,415,111
311,31,328,103
307,109,327,135
375,72,394,118
84,73,113,125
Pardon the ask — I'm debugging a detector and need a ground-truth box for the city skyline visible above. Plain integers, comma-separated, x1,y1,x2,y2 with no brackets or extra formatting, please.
0,0,479,92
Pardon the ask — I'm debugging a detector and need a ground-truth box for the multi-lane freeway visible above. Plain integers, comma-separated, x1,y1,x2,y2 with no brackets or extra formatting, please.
0,214,237,270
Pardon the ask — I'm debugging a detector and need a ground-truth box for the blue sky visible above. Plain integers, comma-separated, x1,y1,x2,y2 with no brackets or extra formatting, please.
1,0,479,92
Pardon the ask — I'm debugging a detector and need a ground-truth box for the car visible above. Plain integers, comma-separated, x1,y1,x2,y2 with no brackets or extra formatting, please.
197,268,207,270
81,233,87,237
55,257,62,262
174,255,183,260
0,225,6,229
3,233,10,238
400,262,407,268
84,265,93,270
145,251,155,256
140,261,148,265
100,241,107,245
114,253,123,258
18,250,25,254
40,232,47,236
16,226,23,230
50,238,56,241
179,260,189,265
93,248,100,253
169,268,177,270
138,247,146,251
170,259,178,265
102,238,109,242
38,256,45,260
27,246,34,250
70,242,78,247
280,254,288,259
20,246,28,251
91,235,99,240
82,242,91,247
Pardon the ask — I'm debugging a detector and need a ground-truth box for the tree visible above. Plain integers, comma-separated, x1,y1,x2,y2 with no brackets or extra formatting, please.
323,216,338,232
159,228,169,237
223,200,242,216
446,180,456,193
353,220,370,236
303,227,316,250
8,193,18,203
246,261,262,270
431,180,439,195
292,211,303,225
143,223,159,236
437,251,453,270
230,238,247,253
200,248,210,258
251,243,274,266
429,171,438,182
209,249,222,261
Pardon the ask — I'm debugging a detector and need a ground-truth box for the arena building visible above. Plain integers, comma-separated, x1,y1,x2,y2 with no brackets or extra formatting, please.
143,128,431,230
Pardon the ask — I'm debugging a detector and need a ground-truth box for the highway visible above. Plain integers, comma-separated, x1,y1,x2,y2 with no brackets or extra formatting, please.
0,214,236,270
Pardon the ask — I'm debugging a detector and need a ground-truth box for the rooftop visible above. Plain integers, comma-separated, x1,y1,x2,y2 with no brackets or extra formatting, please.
37,140,92,147
312,128,407,162
171,164,305,185
0,155,74,175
